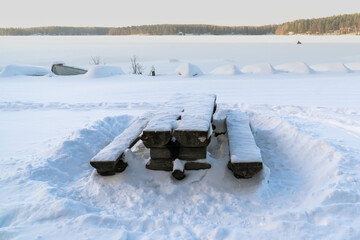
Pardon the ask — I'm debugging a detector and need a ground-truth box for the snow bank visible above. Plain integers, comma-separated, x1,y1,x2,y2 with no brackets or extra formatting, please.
275,62,314,74
241,63,277,74
85,65,124,78
169,58,179,63
175,63,203,77
311,63,351,73
345,62,360,71
210,64,241,75
0,64,51,77
29,115,134,183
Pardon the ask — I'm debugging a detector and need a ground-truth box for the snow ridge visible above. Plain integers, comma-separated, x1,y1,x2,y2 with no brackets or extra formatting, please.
29,115,134,184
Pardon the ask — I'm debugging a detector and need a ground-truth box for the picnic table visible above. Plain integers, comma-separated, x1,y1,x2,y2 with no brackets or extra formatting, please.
89,94,263,180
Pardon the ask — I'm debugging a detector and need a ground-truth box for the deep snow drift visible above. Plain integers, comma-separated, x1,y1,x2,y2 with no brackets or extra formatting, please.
85,65,124,78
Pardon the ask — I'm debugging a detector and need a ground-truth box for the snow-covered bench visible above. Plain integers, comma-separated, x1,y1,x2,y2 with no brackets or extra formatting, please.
226,111,263,178
90,117,149,176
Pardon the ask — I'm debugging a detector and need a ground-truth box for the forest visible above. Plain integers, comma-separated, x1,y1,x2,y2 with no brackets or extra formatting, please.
0,13,359,36
275,13,360,34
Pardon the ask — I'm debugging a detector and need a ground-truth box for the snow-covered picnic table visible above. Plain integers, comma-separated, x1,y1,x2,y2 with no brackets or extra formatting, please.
89,95,263,180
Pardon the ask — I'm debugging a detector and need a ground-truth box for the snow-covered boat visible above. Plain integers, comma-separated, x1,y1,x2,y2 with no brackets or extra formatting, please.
51,63,87,76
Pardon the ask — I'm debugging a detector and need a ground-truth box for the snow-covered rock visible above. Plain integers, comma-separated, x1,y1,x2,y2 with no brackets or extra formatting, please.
241,63,277,74
311,63,351,73
344,62,360,71
85,65,124,78
211,64,241,75
0,64,51,77
275,62,314,74
175,63,203,77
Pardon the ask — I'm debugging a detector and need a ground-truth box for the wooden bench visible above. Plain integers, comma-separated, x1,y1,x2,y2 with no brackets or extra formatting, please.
226,111,263,178
90,117,149,176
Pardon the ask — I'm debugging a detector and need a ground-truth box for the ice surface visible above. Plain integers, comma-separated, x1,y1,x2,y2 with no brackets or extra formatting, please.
85,65,124,78
226,110,262,163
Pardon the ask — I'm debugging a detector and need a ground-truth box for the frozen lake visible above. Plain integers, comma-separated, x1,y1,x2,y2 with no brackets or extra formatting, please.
1,35,360,68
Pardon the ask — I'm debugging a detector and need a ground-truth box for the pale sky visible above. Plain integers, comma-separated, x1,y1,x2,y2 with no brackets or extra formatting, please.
1,0,360,27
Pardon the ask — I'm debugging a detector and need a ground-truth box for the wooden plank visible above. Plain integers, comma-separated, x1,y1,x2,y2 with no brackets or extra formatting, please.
90,117,149,175
150,145,178,160
178,147,207,160
173,94,216,147
227,162,263,179
146,159,174,171
141,113,181,148
226,110,263,179
173,125,211,147
172,159,185,180
184,160,211,170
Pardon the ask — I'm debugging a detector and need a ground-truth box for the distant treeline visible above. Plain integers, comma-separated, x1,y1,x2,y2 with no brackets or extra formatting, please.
276,13,360,35
0,27,110,35
0,13,359,36
108,24,277,35
0,25,276,36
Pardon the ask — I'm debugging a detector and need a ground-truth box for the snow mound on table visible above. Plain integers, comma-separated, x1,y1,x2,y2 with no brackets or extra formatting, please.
175,63,203,77
85,65,124,78
311,63,351,73
345,62,360,71
241,63,277,74
211,64,241,75
275,62,314,74
0,64,51,77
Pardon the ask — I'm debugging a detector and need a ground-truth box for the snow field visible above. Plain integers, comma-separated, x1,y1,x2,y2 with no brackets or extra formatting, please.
2,103,360,239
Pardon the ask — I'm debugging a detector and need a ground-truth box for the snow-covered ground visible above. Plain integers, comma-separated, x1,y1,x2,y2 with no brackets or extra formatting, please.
1,35,360,239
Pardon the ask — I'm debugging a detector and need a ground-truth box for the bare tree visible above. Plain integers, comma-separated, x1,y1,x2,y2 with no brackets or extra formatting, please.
90,56,102,65
130,55,144,74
